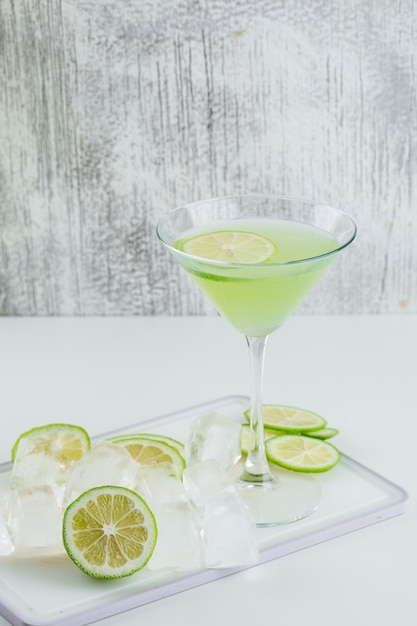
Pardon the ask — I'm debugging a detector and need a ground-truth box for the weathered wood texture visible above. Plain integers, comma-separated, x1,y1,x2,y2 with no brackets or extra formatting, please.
0,0,416,316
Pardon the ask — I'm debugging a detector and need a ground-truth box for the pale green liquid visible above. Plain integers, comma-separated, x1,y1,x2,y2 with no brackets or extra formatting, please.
175,219,339,336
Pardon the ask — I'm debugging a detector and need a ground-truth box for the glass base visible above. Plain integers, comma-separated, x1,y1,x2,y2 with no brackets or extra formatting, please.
235,466,322,527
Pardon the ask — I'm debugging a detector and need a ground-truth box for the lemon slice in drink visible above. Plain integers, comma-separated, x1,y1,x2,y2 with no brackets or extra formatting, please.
63,485,157,579
108,435,185,478
244,405,327,433
181,230,276,263
265,435,341,472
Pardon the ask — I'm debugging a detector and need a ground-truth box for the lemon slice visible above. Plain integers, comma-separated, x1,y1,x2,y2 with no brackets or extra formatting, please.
265,435,341,472
244,405,327,433
11,423,90,464
110,433,185,458
63,485,157,579
181,230,276,263
306,427,339,440
11,424,91,489
108,435,185,478
240,424,281,454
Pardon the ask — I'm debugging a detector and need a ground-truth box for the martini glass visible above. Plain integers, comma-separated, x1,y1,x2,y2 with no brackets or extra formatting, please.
156,195,356,526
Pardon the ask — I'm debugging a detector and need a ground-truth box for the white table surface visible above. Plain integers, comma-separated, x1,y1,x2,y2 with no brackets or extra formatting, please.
0,315,415,626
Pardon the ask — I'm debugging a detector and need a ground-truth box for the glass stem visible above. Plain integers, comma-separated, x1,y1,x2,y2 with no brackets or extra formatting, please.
241,335,275,484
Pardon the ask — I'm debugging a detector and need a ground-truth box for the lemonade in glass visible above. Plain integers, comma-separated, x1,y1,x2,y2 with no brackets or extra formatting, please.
157,195,356,526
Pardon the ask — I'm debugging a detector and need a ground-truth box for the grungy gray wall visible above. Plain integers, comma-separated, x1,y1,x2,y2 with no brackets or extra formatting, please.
0,0,416,316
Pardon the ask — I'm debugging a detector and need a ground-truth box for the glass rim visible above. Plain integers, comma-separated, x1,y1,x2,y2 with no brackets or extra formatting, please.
156,193,357,269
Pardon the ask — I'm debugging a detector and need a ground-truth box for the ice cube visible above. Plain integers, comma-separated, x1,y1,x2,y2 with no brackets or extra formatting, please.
185,412,242,470
8,485,63,555
52,483,66,508
147,500,203,571
0,497,13,556
135,463,186,504
10,451,62,490
183,459,259,568
64,441,138,504
203,490,259,568
135,463,203,571
183,458,235,519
